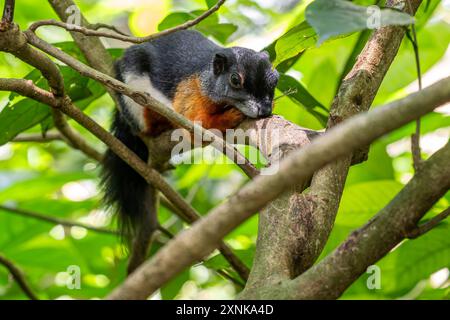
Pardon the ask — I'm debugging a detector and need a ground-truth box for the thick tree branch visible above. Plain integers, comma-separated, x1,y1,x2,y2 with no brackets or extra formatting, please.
242,0,425,295
283,142,450,300
0,25,64,96
35,0,226,44
0,254,38,300
107,76,450,300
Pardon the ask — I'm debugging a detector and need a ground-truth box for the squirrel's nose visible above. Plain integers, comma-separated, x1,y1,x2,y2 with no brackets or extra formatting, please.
258,107,272,118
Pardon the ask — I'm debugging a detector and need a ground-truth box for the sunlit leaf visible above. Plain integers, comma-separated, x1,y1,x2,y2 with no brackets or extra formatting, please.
306,0,414,44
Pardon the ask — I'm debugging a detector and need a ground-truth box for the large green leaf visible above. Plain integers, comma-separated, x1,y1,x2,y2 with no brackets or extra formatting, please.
343,222,450,298
273,21,317,67
346,141,395,185
306,0,414,44
336,180,403,227
379,222,450,296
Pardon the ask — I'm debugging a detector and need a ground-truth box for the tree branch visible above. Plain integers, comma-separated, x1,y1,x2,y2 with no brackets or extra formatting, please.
405,0,424,172
284,141,450,300
406,207,450,239
0,254,38,300
0,204,118,235
12,132,63,143
107,76,450,300
241,0,425,296
0,0,14,27
34,0,226,44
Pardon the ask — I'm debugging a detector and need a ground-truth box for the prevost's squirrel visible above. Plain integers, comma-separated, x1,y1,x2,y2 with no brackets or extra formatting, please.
101,30,279,272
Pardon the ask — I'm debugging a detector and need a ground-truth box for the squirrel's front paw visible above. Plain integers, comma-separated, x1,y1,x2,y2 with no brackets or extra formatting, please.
225,107,246,127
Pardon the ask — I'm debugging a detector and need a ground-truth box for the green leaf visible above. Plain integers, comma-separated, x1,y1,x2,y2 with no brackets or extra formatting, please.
306,0,414,44
158,12,193,30
336,180,403,227
346,141,395,185
158,10,237,44
205,0,217,9
0,99,51,146
277,74,328,126
273,21,317,67
379,222,450,296
197,23,237,44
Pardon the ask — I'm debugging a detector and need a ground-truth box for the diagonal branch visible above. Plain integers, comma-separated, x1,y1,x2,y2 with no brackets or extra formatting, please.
34,0,226,44
0,254,38,300
107,76,450,300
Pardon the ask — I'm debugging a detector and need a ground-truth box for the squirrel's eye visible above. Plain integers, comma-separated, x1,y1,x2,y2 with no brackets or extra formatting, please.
229,73,242,89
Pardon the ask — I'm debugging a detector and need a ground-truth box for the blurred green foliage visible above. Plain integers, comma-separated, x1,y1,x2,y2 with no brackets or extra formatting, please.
0,0,449,300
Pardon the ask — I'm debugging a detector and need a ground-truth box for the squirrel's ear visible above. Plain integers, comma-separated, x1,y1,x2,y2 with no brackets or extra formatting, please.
213,53,227,75
259,50,270,60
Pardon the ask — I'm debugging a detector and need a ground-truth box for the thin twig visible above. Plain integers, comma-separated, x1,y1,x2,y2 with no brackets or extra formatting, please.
407,0,423,172
12,132,63,143
0,254,39,300
30,0,226,44
89,23,129,37
0,204,119,235
407,207,450,239
0,204,172,245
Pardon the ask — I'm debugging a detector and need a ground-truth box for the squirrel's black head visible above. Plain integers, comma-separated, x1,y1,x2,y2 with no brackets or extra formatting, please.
201,47,279,118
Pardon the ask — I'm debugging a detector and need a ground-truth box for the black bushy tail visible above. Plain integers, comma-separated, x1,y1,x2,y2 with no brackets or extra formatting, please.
101,110,158,274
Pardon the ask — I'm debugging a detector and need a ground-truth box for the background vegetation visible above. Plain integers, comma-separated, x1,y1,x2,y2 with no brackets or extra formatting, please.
0,0,449,300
